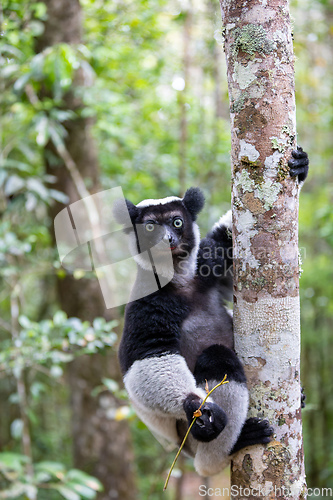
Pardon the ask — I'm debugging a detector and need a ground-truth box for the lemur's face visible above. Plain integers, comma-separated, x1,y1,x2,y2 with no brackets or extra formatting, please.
135,202,197,260
114,188,205,275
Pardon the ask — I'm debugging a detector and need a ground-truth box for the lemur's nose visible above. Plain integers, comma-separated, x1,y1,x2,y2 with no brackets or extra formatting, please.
163,231,176,248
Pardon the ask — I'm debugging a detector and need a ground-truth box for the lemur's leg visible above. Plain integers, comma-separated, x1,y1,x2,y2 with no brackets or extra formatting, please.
123,354,227,445
191,345,249,476
192,344,274,476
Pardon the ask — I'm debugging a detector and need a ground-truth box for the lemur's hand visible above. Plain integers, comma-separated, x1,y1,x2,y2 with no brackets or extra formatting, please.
288,146,309,183
183,394,228,443
301,386,306,409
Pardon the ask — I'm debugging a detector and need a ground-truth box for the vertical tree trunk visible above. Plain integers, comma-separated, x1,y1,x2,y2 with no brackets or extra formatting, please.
219,0,307,498
179,7,191,196
37,1,137,498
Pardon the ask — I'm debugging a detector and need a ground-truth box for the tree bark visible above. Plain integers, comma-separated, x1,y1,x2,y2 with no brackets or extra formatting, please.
219,0,307,498
37,1,137,498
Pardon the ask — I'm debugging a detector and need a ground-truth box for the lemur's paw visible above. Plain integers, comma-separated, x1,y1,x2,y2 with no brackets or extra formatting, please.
288,146,309,183
301,386,306,409
230,417,274,455
183,394,228,443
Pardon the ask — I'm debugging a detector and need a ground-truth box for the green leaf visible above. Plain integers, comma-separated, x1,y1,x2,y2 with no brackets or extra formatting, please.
66,482,97,499
66,469,102,491
102,378,119,393
104,320,118,332
53,310,67,326
56,486,81,500
10,418,24,439
1,159,32,172
49,189,69,204
27,20,44,36
0,482,29,499
31,2,48,19
4,175,25,196
26,178,50,200
35,461,65,477
30,381,47,399
19,315,31,329
0,452,29,472
50,365,63,378
92,317,105,331
51,109,76,122
0,44,22,58
24,484,38,499
50,351,73,364
13,72,31,94
49,122,66,149
35,114,50,147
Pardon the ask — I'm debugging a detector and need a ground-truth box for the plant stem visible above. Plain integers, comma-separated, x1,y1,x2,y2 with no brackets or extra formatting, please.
163,375,229,491
11,289,36,496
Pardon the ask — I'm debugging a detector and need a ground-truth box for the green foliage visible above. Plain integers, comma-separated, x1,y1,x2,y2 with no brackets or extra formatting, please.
291,0,333,488
0,313,118,376
0,453,103,500
1,0,333,497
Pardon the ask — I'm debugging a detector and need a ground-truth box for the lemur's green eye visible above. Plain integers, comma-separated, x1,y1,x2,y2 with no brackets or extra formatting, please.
173,218,183,228
145,223,155,232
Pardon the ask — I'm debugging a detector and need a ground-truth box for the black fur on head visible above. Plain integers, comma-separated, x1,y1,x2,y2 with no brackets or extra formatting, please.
124,200,139,221
182,188,205,221
113,198,139,228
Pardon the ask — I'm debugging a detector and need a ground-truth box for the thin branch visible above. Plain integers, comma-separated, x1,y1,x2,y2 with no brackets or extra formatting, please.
51,139,119,316
163,375,229,491
10,289,36,497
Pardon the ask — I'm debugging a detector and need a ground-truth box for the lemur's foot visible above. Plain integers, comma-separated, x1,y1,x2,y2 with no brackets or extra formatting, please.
183,394,228,443
230,417,274,455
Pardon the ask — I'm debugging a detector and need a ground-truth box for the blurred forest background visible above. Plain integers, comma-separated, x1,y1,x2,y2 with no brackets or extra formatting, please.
0,0,332,499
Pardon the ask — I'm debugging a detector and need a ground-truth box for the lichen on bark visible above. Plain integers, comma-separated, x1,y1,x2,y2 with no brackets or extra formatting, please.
231,24,274,59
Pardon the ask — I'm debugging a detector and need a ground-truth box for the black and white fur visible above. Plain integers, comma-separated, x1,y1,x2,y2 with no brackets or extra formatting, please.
117,149,309,477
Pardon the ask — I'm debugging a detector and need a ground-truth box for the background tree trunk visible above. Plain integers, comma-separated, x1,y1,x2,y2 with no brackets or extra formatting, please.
219,0,307,497
178,7,192,196
37,1,137,498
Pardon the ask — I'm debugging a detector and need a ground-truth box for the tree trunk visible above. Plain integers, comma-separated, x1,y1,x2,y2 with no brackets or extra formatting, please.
219,0,307,498
178,7,192,196
37,1,137,498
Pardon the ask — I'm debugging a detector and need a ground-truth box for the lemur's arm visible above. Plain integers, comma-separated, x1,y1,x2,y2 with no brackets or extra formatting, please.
289,147,309,184
196,147,309,286
196,210,233,291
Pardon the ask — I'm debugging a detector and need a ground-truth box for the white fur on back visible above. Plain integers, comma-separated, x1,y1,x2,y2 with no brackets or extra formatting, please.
212,209,232,232
137,196,181,208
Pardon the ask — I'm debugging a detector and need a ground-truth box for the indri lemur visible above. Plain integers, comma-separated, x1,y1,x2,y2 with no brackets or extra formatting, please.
117,148,309,476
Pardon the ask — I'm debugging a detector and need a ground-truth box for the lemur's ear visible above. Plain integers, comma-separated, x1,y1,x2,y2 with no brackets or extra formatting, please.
182,188,205,220
125,200,139,221
113,198,139,226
